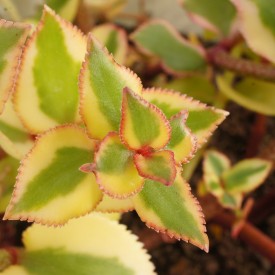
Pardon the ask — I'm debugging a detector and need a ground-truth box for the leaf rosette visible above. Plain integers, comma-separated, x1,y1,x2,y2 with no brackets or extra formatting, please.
1,6,229,252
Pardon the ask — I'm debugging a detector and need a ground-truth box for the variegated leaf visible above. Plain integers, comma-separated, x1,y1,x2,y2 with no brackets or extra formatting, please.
94,132,144,198
134,150,176,186
79,35,142,140
131,20,206,75
0,20,30,114
217,74,275,116
142,88,228,148
203,150,231,197
91,23,128,64
231,0,275,63
4,125,102,225
14,6,86,134
120,87,171,151
133,169,209,251
0,99,33,159
0,156,19,212
4,215,155,275
182,0,236,36
222,158,272,194
167,111,197,164
95,195,134,213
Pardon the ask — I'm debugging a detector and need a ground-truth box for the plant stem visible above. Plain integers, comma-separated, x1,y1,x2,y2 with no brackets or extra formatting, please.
0,247,18,271
207,47,275,82
248,188,275,224
211,211,275,264
245,114,267,158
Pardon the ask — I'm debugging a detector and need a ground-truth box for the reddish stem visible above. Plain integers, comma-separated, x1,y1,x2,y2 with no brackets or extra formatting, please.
246,114,267,158
207,47,275,82
248,188,275,224
212,212,275,264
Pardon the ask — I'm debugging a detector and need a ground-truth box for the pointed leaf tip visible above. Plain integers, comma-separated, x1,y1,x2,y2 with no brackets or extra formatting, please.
133,169,209,251
120,87,171,151
79,35,143,140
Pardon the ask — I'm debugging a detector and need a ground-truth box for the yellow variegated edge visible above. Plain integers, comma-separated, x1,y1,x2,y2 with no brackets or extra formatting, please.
79,34,143,140
13,6,87,134
22,214,156,275
130,19,206,76
4,125,102,225
91,23,128,64
95,194,134,213
203,150,231,197
167,110,198,164
120,87,171,151
1,265,29,275
0,20,30,114
142,88,229,148
94,132,144,199
133,168,209,252
0,100,33,159
231,0,275,63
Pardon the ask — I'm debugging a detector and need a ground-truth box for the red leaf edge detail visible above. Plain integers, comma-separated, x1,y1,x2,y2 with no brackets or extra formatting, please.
120,87,171,151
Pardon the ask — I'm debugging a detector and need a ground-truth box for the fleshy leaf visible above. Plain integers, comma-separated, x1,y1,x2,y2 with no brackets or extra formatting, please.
182,0,236,36
203,150,231,197
120,88,171,151
16,214,155,275
0,99,33,159
14,6,86,134
94,132,144,198
95,195,134,213
4,125,102,225
79,35,142,140
217,74,275,116
131,20,206,75
142,88,228,148
222,158,272,194
231,0,275,63
0,156,19,212
0,20,30,114
159,75,216,104
91,23,128,64
134,150,176,186
133,169,209,251
167,111,197,164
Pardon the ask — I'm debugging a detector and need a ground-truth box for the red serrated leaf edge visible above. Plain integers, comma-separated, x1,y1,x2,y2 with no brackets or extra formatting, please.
142,87,229,148
120,87,171,151
133,150,177,186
